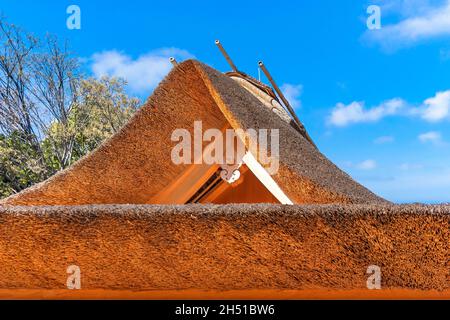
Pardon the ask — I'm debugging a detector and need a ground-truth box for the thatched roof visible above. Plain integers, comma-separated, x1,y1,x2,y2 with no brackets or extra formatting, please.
1,60,385,206
0,60,447,298
0,204,447,298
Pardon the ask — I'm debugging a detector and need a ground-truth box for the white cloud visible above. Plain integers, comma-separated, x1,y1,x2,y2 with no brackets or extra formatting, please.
399,162,424,170
90,48,194,95
421,90,450,121
365,167,450,203
364,0,450,50
336,82,347,90
281,84,303,109
328,89,450,126
374,135,395,144
440,48,450,60
328,98,405,127
341,159,377,170
376,0,444,17
357,159,378,170
418,131,444,144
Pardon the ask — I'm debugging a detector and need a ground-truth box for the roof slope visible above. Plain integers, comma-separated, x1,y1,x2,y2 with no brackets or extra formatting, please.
1,60,386,205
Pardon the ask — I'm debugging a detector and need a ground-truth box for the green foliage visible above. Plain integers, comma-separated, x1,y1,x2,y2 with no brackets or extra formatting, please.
0,77,138,199
0,132,46,198
0,19,140,199
70,77,139,159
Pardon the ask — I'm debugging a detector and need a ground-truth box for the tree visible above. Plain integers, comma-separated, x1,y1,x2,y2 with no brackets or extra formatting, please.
44,77,139,169
0,19,41,153
0,132,46,196
0,18,139,198
29,34,81,170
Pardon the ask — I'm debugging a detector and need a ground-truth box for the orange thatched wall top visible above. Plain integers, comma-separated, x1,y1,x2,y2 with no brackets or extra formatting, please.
0,203,447,298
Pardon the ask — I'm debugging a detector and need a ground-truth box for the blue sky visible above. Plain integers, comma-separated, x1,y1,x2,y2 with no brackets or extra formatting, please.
1,0,450,203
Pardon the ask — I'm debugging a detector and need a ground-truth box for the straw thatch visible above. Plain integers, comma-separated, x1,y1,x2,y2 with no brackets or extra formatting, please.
1,60,384,206
0,204,447,297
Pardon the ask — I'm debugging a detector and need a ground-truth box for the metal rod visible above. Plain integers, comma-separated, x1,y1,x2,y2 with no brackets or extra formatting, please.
169,57,178,67
258,61,317,148
215,40,238,72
